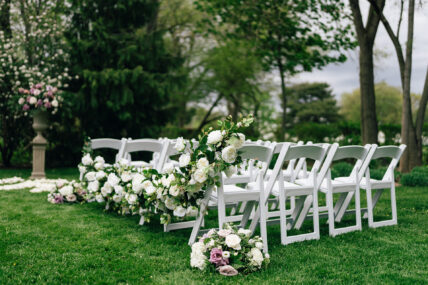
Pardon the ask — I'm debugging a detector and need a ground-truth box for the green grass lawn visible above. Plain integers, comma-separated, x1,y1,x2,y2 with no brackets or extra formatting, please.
0,169,427,284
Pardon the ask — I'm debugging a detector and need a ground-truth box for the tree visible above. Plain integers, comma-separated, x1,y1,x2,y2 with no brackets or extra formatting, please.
195,0,355,139
367,0,428,171
341,82,402,125
66,0,183,140
348,0,385,144
287,82,341,125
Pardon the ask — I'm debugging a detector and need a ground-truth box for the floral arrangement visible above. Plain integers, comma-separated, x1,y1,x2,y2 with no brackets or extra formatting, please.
190,224,269,275
18,83,62,114
47,180,86,204
72,115,254,225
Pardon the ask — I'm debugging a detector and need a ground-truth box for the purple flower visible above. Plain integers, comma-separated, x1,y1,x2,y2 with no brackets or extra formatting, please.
37,99,43,107
44,101,52,108
35,83,42,89
30,88,35,95
26,96,31,102
54,194,64,204
209,248,229,267
23,104,30,111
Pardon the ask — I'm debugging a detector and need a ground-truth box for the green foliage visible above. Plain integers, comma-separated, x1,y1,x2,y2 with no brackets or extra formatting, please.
291,122,341,143
287,82,341,126
401,167,428,187
331,162,353,179
66,0,184,140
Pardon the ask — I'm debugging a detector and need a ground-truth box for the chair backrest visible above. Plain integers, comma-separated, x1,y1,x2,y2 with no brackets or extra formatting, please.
122,139,168,171
332,144,372,181
91,138,127,163
264,143,336,203
365,144,406,181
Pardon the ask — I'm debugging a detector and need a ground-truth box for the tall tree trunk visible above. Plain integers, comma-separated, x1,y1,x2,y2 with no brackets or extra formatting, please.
0,0,11,37
359,42,379,144
277,58,287,141
400,0,419,172
415,66,428,161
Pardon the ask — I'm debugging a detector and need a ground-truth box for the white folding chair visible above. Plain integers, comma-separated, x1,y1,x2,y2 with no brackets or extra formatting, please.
249,143,337,251
188,144,275,246
121,139,169,172
319,145,373,237
80,138,127,180
359,144,406,228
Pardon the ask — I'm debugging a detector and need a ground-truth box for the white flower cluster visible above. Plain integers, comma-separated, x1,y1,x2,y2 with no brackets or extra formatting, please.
47,180,85,204
190,224,269,275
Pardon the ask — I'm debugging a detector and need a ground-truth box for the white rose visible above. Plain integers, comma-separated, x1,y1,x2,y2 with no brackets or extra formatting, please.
132,174,145,194
227,133,245,149
59,185,73,196
207,130,223,144
173,205,186,217
112,194,122,203
224,166,237,178
66,194,77,202
81,153,93,166
238,228,252,238
186,206,198,217
174,137,186,152
114,185,124,195
118,158,129,166
225,234,241,250
249,247,264,267
33,89,41,95
107,173,120,186
78,165,86,174
169,185,180,197
87,181,99,193
29,96,37,105
142,180,153,190
96,171,106,180
163,163,174,174
165,197,176,210
51,99,58,107
197,157,209,169
85,171,96,182
94,156,105,164
218,229,231,237
222,251,230,258
179,153,191,167
18,98,25,104
191,241,207,253
194,169,207,183
161,176,171,188
121,172,132,182
126,193,138,205
190,252,207,270
221,146,237,163
145,185,156,195
101,184,112,197
95,194,104,203
94,162,104,170
255,242,263,250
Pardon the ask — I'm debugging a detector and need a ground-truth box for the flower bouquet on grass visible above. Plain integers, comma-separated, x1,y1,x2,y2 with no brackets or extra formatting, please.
18,83,62,114
47,180,86,204
190,224,269,276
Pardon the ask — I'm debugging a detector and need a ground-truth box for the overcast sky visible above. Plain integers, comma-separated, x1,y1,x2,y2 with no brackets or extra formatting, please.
290,1,428,101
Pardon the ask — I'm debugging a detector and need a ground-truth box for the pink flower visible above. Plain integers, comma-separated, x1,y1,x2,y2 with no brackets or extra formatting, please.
209,248,229,267
18,88,25,93
54,194,64,204
26,96,31,102
23,104,30,111
35,83,42,89
37,99,43,107
44,101,52,108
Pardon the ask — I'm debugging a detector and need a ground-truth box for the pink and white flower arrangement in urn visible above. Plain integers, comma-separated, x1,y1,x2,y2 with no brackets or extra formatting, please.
190,224,270,275
18,83,62,114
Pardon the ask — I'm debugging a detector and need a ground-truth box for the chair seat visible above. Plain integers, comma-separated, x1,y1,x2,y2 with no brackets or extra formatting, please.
210,185,260,202
130,161,151,168
247,180,313,197
359,178,393,190
318,178,358,193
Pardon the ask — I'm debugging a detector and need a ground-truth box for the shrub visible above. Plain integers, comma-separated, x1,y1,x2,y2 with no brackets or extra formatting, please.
331,162,353,179
401,166,428,187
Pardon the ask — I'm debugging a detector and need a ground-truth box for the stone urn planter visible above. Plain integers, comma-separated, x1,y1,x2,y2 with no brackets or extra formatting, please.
30,110,48,179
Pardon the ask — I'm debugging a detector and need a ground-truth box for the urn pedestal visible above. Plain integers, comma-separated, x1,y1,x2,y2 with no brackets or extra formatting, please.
30,111,48,179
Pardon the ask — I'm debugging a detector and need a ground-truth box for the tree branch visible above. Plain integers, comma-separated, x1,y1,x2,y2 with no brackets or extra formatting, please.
397,0,404,39
349,0,366,41
367,0,405,86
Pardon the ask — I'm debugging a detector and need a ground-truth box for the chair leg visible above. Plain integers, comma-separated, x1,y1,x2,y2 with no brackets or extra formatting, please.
313,187,320,241
327,190,335,236
189,188,212,245
240,201,254,228
355,187,362,231
294,195,313,230
260,199,269,253
391,182,397,224
335,192,354,222
288,196,305,230
279,189,287,245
